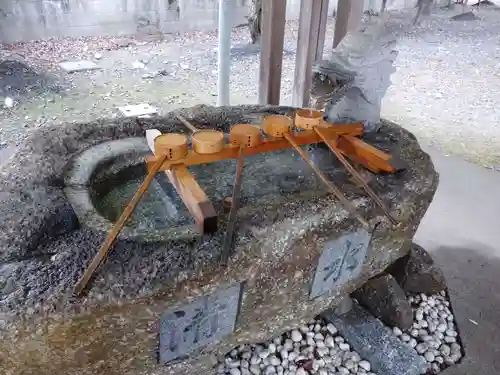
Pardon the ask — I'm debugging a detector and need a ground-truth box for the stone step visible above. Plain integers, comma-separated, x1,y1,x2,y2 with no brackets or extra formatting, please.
322,302,428,375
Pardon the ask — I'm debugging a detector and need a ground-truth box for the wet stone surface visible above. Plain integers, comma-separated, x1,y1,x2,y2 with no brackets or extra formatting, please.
0,104,438,375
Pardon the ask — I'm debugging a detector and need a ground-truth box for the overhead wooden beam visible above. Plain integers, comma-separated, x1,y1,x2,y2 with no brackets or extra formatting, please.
292,0,330,108
258,0,286,105
333,0,364,48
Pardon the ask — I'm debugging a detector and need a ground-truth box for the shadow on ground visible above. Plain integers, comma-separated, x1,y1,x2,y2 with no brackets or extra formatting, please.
430,244,500,374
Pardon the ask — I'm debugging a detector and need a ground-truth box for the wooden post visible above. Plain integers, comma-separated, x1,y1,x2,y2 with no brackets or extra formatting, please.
333,0,364,48
217,0,233,106
292,0,330,108
258,0,286,105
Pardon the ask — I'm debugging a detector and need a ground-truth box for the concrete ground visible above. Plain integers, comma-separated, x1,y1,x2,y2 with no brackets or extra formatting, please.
415,146,500,375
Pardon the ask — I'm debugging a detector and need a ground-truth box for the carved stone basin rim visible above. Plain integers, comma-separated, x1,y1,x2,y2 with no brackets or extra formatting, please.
63,136,199,242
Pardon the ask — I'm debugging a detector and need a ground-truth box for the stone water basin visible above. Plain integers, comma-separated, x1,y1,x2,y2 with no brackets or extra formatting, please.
0,105,439,375
64,135,346,242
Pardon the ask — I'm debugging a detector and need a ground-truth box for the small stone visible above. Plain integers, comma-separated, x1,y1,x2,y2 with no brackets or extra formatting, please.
230,369,241,375
446,329,457,337
296,368,307,375
410,329,419,337
250,356,261,365
334,336,344,343
431,363,440,373
291,330,302,342
393,327,403,336
299,325,309,334
451,352,462,362
337,366,350,375
444,356,454,365
260,350,270,359
326,323,337,335
444,336,456,343
401,333,411,342
435,355,444,364
424,351,435,363
358,360,371,371
339,342,350,351
416,343,428,354
324,336,335,348
269,356,281,366
409,338,417,348
437,323,447,333
269,344,277,353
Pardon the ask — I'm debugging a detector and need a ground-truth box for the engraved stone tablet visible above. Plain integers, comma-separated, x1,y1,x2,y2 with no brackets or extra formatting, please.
310,230,371,299
159,283,243,365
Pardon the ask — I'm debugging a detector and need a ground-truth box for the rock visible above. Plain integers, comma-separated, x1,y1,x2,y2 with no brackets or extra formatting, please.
291,330,303,343
323,303,427,375
388,243,447,295
451,11,478,21
0,106,438,375
352,273,414,330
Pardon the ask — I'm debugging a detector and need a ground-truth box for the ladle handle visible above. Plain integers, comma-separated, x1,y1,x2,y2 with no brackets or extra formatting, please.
73,154,168,296
283,133,370,230
175,113,199,133
314,127,398,225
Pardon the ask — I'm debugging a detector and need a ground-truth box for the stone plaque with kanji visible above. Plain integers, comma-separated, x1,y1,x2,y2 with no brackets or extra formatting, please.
309,230,371,299
159,283,243,365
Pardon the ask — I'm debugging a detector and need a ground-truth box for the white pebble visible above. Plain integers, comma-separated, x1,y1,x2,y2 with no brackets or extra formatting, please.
393,327,403,336
260,350,270,359
326,323,337,335
334,336,344,343
409,338,417,348
268,343,277,353
446,329,457,337
325,336,335,348
250,366,260,375
415,343,428,354
306,337,315,347
437,323,447,333
296,368,307,375
230,369,241,375
401,333,411,342
344,359,354,370
424,351,435,363
314,333,324,341
440,344,451,356
250,356,260,365
339,342,350,351
359,360,371,371
451,352,462,362
337,366,350,375
435,355,444,364
269,356,281,366
444,336,456,344
280,349,289,360
431,363,440,373
291,330,302,342
299,325,309,334
316,347,329,357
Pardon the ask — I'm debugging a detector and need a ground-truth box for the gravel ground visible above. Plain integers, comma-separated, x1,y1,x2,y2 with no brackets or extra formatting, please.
0,5,499,167
218,292,463,375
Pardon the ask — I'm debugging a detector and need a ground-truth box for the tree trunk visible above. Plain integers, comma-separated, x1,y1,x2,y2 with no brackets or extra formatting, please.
247,0,262,44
